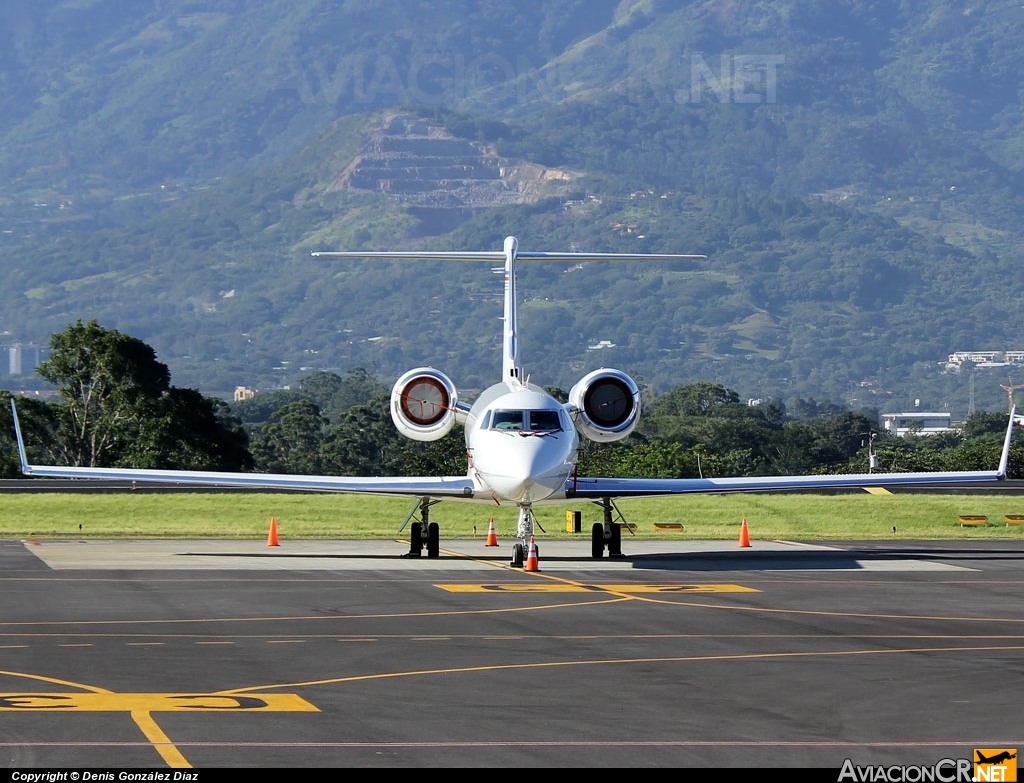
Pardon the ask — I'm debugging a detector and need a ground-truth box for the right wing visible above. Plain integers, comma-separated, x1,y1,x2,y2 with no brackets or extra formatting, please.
567,407,1015,498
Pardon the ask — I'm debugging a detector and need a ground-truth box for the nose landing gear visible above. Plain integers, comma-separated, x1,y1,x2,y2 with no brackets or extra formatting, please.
509,505,541,567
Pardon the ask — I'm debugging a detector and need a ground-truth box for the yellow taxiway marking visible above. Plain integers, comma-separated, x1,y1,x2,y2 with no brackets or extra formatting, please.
437,583,760,594
0,692,318,712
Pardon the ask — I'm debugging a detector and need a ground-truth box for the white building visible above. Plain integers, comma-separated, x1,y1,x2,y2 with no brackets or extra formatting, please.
881,412,954,437
945,351,1024,370
7,344,44,376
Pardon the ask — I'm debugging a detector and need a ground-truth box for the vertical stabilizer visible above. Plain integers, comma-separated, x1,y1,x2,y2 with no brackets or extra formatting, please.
502,235,522,388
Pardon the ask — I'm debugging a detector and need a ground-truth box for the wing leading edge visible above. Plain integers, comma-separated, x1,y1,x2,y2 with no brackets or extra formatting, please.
567,407,1016,499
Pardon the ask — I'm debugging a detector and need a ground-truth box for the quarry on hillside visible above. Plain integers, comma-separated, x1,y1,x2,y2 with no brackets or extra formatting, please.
330,115,577,211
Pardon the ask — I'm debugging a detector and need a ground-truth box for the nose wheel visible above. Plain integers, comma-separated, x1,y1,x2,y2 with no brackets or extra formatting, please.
510,542,525,567
509,540,538,568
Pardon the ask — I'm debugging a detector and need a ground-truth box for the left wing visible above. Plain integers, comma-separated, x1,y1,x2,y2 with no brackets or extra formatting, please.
567,407,1015,498
9,400,476,498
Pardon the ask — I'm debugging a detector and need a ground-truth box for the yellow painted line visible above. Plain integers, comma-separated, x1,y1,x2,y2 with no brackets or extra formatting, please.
0,692,319,712
601,584,760,594
439,584,594,593
864,487,893,495
0,672,200,767
133,710,192,769
437,584,760,594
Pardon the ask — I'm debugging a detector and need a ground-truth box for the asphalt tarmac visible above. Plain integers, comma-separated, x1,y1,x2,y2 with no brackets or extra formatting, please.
1,535,1023,770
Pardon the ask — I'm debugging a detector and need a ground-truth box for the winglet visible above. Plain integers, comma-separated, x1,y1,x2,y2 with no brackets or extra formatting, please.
9,399,31,476
997,405,1016,479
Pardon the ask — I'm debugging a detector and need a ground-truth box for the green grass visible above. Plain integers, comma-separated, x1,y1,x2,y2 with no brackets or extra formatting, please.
2,492,1024,541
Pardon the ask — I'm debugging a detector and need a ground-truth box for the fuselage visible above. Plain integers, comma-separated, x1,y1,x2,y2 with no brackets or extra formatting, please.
464,384,578,504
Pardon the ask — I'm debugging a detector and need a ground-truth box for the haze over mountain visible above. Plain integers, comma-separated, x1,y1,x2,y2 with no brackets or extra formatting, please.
1,1,1022,418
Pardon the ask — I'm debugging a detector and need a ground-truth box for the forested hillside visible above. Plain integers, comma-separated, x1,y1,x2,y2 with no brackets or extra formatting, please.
1,1,1022,418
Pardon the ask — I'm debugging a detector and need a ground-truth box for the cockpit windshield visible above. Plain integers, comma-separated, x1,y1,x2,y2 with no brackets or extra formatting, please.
528,410,562,432
490,409,563,432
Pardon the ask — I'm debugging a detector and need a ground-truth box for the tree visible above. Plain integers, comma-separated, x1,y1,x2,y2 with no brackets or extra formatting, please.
36,320,171,466
122,389,252,471
770,412,878,474
600,441,697,479
231,389,304,424
320,392,399,476
319,391,466,477
650,382,741,417
249,400,328,474
34,320,251,470
297,371,347,415
963,411,1010,439
301,368,387,423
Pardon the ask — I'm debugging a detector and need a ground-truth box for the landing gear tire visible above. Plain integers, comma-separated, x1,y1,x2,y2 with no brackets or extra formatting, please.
609,522,623,558
405,523,423,557
510,542,525,568
591,523,604,559
426,522,440,559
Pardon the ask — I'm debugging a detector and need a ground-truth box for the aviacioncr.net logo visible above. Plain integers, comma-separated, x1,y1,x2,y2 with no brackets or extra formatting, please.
838,758,973,782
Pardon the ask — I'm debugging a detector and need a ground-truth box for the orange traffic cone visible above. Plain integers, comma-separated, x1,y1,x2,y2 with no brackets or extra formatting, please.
524,537,539,571
485,518,498,547
738,518,751,548
267,517,280,547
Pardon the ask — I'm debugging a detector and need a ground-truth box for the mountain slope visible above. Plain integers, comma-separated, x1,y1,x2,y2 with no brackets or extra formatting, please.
1,1,1022,418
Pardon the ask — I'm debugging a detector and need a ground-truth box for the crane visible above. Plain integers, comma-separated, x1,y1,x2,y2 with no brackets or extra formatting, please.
1000,379,1024,413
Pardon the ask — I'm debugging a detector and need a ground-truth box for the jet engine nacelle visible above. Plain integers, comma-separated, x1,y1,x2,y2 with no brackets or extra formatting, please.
567,368,641,443
391,368,458,442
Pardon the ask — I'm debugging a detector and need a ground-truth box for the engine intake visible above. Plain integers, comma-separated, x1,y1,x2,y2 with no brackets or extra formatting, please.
568,368,641,443
391,368,458,441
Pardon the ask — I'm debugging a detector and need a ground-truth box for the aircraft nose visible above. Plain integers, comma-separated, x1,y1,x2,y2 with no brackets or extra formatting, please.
474,435,572,502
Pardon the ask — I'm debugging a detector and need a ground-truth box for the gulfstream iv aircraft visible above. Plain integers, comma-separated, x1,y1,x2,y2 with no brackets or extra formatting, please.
10,236,1016,566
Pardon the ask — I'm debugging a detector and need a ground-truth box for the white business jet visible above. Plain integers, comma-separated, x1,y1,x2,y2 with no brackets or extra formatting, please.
9,236,1015,566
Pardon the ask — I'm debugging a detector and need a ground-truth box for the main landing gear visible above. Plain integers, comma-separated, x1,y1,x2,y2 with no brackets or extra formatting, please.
590,497,630,559
403,497,441,558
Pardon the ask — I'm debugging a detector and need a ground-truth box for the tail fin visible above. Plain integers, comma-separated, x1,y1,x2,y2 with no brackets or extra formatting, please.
501,236,521,386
